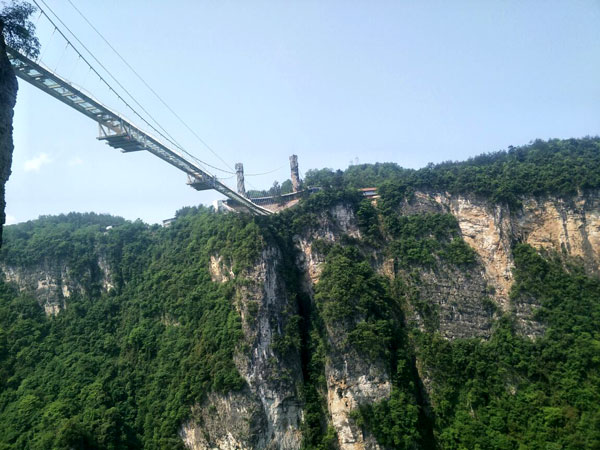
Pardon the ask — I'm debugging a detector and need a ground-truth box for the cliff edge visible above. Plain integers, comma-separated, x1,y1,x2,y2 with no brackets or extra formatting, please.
0,20,18,246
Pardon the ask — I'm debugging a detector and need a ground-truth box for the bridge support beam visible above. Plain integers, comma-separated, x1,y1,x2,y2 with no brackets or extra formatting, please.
235,163,246,197
290,154,301,192
6,45,272,215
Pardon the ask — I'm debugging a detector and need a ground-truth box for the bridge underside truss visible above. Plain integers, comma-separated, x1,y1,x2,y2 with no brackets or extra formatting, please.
6,46,272,216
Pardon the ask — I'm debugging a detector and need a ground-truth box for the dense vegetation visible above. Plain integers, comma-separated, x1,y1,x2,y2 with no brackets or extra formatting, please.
0,210,262,448
1,0,40,58
415,245,600,449
314,244,427,448
306,137,600,207
0,138,599,448
246,179,294,198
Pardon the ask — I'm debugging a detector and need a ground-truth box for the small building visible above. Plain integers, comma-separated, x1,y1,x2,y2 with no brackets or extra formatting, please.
359,187,380,199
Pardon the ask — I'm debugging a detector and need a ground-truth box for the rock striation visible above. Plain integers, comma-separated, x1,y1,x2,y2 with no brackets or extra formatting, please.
182,246,304,449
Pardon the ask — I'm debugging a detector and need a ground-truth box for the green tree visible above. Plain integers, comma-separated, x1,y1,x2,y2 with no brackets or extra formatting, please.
0,0,40,57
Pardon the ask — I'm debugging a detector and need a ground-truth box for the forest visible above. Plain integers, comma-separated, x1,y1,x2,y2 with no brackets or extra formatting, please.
306,137,600,208
0,138,598,449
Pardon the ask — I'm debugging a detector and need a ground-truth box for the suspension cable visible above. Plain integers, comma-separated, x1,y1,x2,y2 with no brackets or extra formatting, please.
36,24,55,63
33,0,235,177
245,163,287,177
32,0,294,190
34,0,184,152
63,0,237,173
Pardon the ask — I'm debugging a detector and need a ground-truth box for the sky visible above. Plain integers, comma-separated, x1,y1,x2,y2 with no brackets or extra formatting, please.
5,0,600,224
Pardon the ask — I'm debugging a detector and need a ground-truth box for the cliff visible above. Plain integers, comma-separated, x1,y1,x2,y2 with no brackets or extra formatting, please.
172,188,600,449
0,21,18,246
2,190,600,449
0,253,114,315
181,246,303,449
0,139,599,449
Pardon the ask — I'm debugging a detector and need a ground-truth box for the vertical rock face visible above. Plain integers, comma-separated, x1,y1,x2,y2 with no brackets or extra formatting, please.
409,190,600,337
0,24,18,246
382,193,498,339
1,255,115,315
401,264,495,340
296,205,388,450
290,194,600,448
324,333,390,450
518,195,600,274
234,246,304,449
438,195,515,310
180,391,267,450
182,247,304,449
431,192,600,302
295,203,362,287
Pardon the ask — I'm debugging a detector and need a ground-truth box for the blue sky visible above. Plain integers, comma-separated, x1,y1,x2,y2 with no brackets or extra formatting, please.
6,0,600,224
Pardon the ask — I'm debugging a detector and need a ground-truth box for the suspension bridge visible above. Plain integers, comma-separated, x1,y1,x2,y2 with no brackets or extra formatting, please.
4,1,314,216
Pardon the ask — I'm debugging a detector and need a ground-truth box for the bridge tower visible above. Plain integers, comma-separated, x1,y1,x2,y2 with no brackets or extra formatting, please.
235,163,246,197
290,154,301,192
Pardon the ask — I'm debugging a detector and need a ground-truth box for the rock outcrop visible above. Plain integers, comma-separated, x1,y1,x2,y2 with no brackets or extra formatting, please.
297,205,388,449
1,255,115,315
0,21,18,246
386,190,600,338
292,192,600,449
180,390,267,450
433,191,600,336
182,246,304,449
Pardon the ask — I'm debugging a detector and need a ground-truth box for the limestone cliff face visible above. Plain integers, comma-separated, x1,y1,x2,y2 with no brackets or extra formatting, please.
297,204,388,450
294,202,495,449
180,390,266,450
297,192,600,449
517,194,600,274
385,190,600,338
324,343,389,450
0,255,115,315
183,205,392,450
295,203,362,287
181,246,304,450
181,191,600,450
429,191,600,336
0,23,18,246
5,191,600,449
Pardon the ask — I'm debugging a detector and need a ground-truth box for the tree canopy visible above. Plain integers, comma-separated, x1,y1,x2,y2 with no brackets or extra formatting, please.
0,0,40,58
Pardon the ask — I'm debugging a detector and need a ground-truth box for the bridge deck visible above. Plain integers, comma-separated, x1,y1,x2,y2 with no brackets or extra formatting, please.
6,46,272,216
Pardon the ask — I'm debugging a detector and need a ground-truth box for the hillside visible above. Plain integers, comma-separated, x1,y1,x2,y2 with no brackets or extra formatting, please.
0,138,599,449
